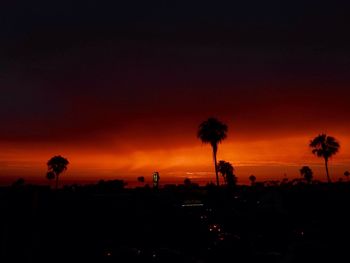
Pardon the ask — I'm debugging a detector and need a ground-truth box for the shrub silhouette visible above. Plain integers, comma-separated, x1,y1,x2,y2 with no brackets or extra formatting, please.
299,166,313,184
249,175,256,186
137,176,145,184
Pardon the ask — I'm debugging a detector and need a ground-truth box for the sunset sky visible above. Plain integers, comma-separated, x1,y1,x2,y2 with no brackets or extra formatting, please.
1,1,350,185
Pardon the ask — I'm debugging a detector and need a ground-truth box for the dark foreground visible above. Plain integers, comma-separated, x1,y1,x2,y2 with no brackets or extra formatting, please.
1,182,350,263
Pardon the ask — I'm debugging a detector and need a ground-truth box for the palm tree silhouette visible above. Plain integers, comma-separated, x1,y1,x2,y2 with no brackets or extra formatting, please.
217,160,234,184
299,166,313,184
197,118,228,186
47,155,69,190
310,134,340,183
226,172,237,188
46,171,55,187
344,171,350,181
249,175,256,186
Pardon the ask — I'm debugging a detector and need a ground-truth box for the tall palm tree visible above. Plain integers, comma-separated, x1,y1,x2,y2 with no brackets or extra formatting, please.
299,166,313,184
217,160,234,184
344,171,350,181
47,155,69,190
310,134,340,183
198,118,228,186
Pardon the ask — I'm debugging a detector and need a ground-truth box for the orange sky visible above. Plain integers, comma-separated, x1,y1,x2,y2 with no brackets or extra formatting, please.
1,129,349,186
1,83,350,186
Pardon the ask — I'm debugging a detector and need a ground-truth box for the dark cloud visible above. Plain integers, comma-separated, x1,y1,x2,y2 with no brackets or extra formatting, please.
1,0,350,146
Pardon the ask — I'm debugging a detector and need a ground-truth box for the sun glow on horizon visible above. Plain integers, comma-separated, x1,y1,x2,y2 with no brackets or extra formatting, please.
1,132,349,185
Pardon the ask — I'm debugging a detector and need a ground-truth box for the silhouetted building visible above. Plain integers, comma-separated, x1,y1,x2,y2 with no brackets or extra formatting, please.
153,172,160,189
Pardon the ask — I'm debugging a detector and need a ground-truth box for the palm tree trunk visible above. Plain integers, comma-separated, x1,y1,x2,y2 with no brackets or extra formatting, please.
212,144,219,186
55,174,59,190
325,158,331,183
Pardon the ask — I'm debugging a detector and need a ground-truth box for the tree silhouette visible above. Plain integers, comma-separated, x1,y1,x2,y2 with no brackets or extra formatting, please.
137,176,145,184
226,171,237,189
46,171,55,188
47,155,69,190
310,134,340,183
12,178,25,188
249,175,256,186
217,160,234,184
197,118,228,186
184,177,192,186
299,166,313,184
344,171,350,181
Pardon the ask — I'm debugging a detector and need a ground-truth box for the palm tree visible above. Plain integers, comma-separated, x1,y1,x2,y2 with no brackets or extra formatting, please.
299,166,313,184
249,175,256,186
226,172,237,189
198,118,228,186
47,155,69,190
310,134,340,183
344,171,350,181
46,171,55,187
217,160,234,184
